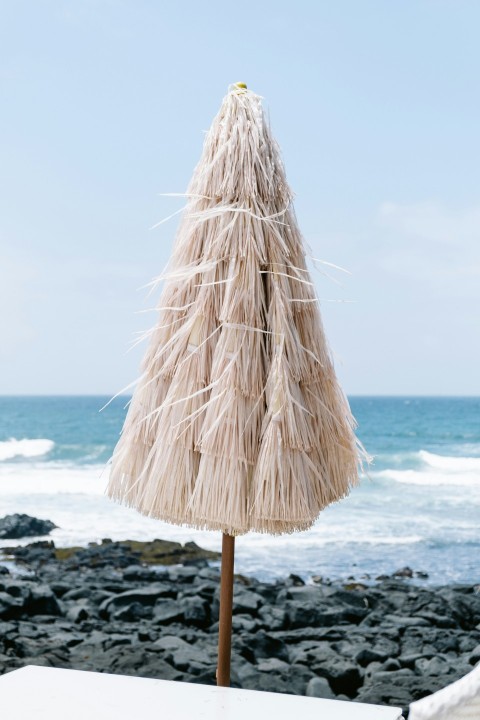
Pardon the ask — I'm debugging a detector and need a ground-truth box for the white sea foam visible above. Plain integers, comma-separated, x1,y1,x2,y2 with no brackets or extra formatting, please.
0,438,55,462
0,460,425,554
246,531,424,548
0,445,477,582
0,462,107,494
376,469,479,486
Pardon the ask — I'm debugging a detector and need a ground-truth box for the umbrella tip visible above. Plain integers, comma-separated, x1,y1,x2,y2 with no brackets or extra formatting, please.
233,82,247,92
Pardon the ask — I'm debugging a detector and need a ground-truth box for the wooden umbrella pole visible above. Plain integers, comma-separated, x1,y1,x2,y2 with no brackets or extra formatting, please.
217,533,235,686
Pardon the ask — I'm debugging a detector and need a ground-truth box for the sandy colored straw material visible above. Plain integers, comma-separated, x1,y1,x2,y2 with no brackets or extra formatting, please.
107,85,368,536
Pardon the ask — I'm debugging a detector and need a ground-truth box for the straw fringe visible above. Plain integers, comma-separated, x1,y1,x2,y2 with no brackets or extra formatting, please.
107,86,368,535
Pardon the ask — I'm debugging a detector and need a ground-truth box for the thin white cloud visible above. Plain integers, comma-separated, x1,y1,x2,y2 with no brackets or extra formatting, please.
375,201,480,293
378,200,480,251
0,248,37,357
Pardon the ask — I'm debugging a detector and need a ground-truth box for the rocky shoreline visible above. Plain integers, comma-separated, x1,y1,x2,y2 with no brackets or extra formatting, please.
0,536,479,718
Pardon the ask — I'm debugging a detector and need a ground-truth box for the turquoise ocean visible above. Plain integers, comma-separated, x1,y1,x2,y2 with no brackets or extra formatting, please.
0,396,478,584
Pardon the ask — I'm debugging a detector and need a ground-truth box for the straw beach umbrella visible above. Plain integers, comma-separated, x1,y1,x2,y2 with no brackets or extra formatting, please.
107,83,365,687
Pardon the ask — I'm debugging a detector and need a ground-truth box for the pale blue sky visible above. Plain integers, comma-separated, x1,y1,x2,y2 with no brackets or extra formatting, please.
1,1,479,395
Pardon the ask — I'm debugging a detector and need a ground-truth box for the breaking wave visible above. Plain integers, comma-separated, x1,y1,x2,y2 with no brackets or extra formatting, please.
0,438,55,462
377,449,480,486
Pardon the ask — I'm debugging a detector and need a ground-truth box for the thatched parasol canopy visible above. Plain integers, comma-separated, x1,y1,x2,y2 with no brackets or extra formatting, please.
108,84,364,536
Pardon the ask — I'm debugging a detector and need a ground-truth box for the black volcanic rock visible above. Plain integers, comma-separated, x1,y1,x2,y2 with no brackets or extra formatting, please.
0,514,56,540
0,538,479,719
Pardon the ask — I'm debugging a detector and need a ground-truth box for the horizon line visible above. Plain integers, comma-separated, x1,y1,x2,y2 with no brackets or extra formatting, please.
0,393,479,399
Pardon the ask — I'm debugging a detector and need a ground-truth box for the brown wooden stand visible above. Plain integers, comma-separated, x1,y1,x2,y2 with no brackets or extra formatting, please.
217,533,235,686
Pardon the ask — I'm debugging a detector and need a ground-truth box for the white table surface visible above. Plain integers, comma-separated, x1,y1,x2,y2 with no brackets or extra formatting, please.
0,665,403,720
